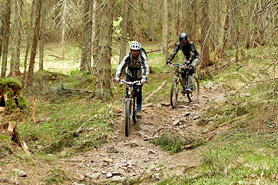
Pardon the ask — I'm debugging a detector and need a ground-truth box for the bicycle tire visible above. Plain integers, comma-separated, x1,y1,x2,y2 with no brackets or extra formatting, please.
170,77,179,108
125,100,131,137
187,76,200,102
132,97,137,123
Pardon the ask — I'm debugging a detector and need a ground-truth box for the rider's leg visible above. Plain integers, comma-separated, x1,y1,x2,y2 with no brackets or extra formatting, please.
180,58,187,92
135,85,142,110
187,58,200,89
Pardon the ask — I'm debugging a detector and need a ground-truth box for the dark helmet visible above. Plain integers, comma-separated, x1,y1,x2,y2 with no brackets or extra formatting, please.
179,33,188,42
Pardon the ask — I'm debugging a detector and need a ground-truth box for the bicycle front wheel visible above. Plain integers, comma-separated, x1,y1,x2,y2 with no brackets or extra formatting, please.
132,97,137,124
170,77,179,108
124,100,131,137
187,76,200,102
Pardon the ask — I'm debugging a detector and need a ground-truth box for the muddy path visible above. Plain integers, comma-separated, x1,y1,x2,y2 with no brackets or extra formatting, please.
0,85,227,184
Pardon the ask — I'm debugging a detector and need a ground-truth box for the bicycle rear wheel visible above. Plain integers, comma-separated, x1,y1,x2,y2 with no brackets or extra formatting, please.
170,77,179,108
124,100,131,137
187,76,200,102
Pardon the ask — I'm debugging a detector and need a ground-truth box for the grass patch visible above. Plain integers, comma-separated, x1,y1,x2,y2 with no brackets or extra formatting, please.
151,133,185,154
43,169,68,185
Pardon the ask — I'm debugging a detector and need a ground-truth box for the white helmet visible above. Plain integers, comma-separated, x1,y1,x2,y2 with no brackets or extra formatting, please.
130,41,141,50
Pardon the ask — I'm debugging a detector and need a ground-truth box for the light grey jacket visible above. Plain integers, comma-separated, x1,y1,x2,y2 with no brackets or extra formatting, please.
116,51,149,80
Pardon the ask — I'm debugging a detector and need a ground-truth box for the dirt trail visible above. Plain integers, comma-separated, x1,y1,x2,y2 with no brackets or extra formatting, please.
0,85,227,184
60,86,226,184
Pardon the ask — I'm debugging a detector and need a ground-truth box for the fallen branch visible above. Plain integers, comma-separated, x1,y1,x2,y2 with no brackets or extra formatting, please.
146,49,161,53
61,86,95,94
144,81,167,103
73,124,85,137
47,54,62,59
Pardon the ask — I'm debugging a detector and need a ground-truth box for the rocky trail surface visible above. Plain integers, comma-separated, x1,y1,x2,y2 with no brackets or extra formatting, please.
0,83,229,184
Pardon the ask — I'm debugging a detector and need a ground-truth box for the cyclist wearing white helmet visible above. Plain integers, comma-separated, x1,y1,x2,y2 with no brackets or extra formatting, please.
114,41,149,119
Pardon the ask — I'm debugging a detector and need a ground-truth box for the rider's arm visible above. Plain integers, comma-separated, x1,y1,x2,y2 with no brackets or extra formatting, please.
116,53,130,77
167,43,180,63
188,42,198,62
141,52,149,79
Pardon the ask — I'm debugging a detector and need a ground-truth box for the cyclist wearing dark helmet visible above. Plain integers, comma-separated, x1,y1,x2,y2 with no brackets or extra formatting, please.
114,41,149,119
166,33,200,93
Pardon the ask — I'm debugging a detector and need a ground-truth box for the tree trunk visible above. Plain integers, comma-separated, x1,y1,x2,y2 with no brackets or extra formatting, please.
214,0,229,64
61,0,67,60
190,0,197,42
10,0,23,78
1,0,12,78
95,0,114,100
162,0,168,61
147,1,154,41
135,0,143,41
0,7,4,67
22,0,35,90
39,1,47,71
93,0,100,72
201,0,210,68
120,0,128,62
27,0,42,87
80,0,93,73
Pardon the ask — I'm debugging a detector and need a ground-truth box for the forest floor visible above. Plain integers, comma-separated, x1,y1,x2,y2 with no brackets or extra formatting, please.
0,82,230,184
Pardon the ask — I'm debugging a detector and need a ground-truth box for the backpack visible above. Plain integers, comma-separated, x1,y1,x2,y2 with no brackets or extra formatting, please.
140,48,148,60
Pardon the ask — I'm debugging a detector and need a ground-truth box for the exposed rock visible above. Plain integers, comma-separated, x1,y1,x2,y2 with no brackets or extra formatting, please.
106,146,119,153
172,120,180,126
156,103,162,109
131,141,139,147
103,158,113,163
204,81,214,89
161,102,170,106
143,103,154,107
13,169,27,177
112,172,122,176
153,173,163,180
85,173,100,179
111,176,125,181
72,182,85,185
193,116,200,120
184,112,191,117
148,150,156,154
106,172,113,178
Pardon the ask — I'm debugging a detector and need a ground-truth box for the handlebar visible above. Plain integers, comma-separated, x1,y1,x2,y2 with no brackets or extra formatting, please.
165,63,189,69
119,80,142,86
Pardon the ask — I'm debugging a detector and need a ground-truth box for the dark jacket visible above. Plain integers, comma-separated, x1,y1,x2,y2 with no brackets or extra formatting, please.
168,42,199,63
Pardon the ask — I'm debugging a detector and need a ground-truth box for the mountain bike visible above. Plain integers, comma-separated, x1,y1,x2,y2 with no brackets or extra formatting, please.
119,80,142,137
168,63,199,108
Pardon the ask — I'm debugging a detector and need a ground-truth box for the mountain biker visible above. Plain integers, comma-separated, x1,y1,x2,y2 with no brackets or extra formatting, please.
114,41,149,119
166,33,200,93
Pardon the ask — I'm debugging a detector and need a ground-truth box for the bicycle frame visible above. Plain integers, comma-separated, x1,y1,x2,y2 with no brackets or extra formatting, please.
171,63,189,91
120,80,141,136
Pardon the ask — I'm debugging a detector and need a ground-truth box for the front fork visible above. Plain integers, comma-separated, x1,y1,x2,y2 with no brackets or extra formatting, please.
124,85,134,118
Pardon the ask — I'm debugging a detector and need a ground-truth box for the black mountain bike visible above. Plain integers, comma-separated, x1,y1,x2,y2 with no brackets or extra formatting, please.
168,63,199,108
119,80,142,137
